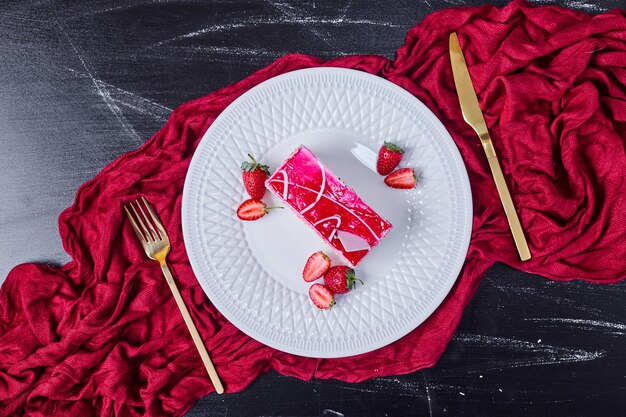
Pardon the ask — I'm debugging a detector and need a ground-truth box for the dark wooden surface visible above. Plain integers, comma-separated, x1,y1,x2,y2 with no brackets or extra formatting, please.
1,1,624,416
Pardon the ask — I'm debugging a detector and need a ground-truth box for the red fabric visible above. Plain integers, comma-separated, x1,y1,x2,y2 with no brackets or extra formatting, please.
2,0,625,415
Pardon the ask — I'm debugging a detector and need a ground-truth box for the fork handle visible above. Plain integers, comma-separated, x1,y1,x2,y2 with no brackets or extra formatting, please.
160,262,225,394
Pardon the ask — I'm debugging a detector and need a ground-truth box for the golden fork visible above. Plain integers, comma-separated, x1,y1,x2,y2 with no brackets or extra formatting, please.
124,197,224,394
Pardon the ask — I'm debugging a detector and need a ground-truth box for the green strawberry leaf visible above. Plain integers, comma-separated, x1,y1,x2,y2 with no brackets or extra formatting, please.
345,268,363,290
242,155,271,174
259,164,271,175
384,141,405,154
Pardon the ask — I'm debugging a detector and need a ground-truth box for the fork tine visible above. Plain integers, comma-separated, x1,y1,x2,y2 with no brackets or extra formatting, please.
141,197,166,239
135,199,160,241
124,205,147,243
130,200,155,242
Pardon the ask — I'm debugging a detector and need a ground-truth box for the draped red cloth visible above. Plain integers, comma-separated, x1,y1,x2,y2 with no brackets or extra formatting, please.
2,0,625,415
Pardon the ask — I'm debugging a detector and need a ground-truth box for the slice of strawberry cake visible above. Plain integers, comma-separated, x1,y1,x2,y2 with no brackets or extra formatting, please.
266,145,392,266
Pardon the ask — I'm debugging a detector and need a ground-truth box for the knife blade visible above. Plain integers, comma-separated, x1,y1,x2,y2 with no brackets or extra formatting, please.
449,32,531,261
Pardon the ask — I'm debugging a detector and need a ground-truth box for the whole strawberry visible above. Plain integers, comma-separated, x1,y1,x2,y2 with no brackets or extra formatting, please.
241,154,270,199
236,199,282,221
323,266,362,294
377,142,404,175
384,168,417,189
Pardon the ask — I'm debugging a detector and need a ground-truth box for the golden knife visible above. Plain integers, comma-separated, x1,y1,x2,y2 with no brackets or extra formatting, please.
449,32,531,261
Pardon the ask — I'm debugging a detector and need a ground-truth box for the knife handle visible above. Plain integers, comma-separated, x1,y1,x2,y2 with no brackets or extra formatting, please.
481,137,532,261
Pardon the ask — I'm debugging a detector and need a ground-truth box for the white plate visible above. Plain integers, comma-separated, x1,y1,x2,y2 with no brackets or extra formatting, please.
182,68,472,358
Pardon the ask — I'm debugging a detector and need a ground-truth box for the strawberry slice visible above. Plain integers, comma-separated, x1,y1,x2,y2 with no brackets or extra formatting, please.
236,199,282,221
384,168,417,189
377,141,405,175
309,283,335,310
302,251,331,282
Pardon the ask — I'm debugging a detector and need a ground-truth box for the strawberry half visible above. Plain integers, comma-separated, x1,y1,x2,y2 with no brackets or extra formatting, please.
241,154,270,199
309,283,335,310
323,265,362,294
302,251,331,282
236,199,282,221
384,168,417,189
377,141,405,175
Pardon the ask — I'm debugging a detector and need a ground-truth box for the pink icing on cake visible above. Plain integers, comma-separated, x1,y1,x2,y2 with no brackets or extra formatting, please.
266,146,392,266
